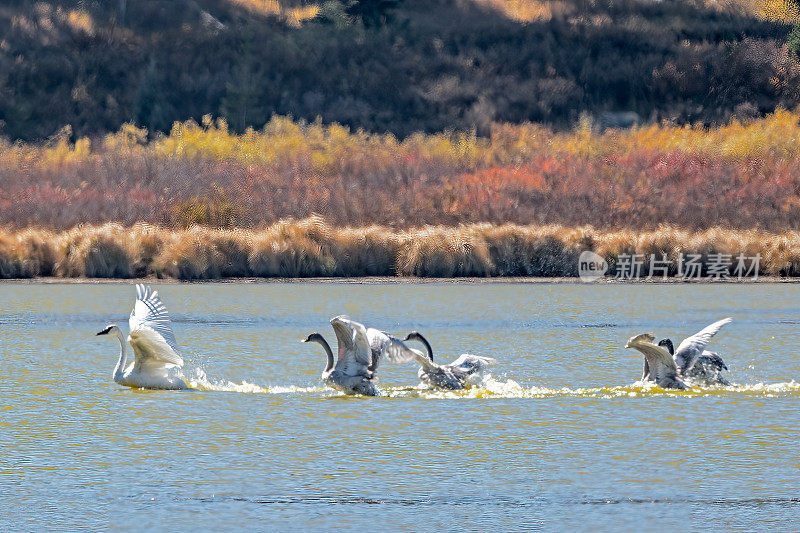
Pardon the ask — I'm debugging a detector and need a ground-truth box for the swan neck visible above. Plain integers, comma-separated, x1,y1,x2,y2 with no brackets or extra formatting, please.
417,334,434,362
314,337,335,372
112,328,128,378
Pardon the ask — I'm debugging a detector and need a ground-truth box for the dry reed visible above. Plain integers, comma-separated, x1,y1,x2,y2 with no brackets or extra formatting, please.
1,217,800,280
54,225,133,278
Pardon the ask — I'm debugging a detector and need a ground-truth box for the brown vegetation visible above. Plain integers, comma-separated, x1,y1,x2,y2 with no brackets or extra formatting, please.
4,111,800,231
1,218,799,279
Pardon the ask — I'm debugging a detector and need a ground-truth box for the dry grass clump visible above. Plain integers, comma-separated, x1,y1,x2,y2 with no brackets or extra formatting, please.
126,223,171,278
55,224,132,278
396,226,493,277
632,227,688,275
761,233,800,276
0,228,59,277
328,225,399,277
1,218,800,279
15,228,59,277
478,224,590,276
0,231,20,278
248,216,337,277
594,231,640,265
152,227,250,280
590,227,794,277
248,232,334,277
248,216,400,277
201,231,251,278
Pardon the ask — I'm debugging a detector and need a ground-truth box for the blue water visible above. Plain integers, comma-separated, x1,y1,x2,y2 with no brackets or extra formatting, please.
2,282,800,530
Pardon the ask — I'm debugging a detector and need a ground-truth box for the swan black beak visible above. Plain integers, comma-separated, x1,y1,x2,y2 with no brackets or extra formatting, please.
96,326,112,336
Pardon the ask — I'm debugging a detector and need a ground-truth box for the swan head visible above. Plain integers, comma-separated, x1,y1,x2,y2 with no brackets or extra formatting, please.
96,324,120,336
301,333,325,344
658,338,675,355
403,331,434,361
402,331,422,342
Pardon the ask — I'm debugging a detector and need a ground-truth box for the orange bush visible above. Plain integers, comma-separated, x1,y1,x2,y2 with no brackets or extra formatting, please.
3,112,800,230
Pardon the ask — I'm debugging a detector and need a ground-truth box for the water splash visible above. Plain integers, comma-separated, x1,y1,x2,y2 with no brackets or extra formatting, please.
176,366,800,399
183,367,324,394
382,378,800,399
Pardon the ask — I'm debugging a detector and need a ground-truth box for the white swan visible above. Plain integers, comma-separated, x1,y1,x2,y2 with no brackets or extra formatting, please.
97,284,188,390
301,316,381,396
302,316,422,396
656,318,732,384
625,332,688,390
402,331,497,390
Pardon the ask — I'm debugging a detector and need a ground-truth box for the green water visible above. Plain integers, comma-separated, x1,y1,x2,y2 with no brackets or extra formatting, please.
2,282,800,530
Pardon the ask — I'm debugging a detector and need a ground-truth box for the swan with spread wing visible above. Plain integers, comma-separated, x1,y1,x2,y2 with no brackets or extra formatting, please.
301,316,420,396
625,332,688,390
97,284,188,390
625,318,733,389
402,331,497,390
656,318,732,384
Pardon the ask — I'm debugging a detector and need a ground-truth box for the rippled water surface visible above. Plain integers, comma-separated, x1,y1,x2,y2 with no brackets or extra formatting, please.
2,281,800,530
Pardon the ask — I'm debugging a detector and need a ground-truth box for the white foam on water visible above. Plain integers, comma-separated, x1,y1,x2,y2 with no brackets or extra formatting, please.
383,377,800,399
183,367,325,394
176,366,800,399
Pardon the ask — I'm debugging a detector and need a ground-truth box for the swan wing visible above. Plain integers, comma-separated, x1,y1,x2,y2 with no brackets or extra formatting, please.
674,318,732,372
626,333,680,383
365,328,390,370
129,328,183,371
366,328,424,368
448,353,497,372
128,284,183,367
385,337,432,369
697,351,728,372
330,316,372,376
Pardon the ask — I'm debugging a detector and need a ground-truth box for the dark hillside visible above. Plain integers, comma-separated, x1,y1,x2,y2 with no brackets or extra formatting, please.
0,0,797,141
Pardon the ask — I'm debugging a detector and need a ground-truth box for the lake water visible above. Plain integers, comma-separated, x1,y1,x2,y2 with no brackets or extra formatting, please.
2,281,800,530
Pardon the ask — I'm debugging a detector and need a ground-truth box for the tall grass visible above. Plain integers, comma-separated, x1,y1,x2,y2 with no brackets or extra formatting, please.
1,218,799,279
